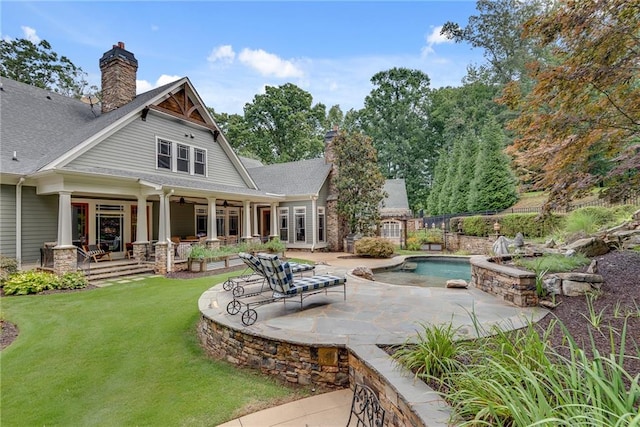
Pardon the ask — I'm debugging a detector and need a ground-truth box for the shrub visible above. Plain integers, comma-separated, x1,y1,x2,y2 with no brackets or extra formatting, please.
0,255,18,284
3,271,88,295
355,237,395,258
456,213,564,238
406,236,421,251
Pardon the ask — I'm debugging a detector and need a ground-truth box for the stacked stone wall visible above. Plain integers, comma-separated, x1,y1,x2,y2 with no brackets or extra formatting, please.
470,256,538,307
445,233,494,254
197,317,349,390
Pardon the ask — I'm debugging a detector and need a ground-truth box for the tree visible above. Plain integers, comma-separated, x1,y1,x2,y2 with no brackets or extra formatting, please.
501,0,640,206
358,68,435,211
332,132,387,235
0,38,92,97
442,0,552,85
467,119,518,212
448,132,478,213
242,83,326,164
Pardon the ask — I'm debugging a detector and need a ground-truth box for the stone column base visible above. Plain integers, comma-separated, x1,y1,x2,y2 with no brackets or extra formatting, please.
133,242,148,261
205,239,221,250
53,246,78,275
154,242,172,274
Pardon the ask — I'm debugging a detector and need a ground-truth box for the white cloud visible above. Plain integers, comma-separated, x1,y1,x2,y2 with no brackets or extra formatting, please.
207,45,235,63
136,74,182,94
238,48,304,78
422,25,453,57
21,26,41,43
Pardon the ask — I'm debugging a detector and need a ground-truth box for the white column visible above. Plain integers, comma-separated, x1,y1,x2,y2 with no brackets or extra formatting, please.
135,194,149,243
164,193,172,242
271,202,278,237
252,203,259,237
207,197,218,239
158,194,166,242
56,191,73,247
243,200,252,239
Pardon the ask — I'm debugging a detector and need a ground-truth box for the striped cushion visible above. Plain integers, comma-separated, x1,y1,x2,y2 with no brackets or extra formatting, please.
258,253,292,293
283,275,346,296
239,252,265,276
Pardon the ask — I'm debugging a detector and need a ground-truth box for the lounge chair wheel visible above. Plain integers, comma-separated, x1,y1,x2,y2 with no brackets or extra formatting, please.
241,309,258,326
223,280,234,291
232,285,245,297
226,300,241,315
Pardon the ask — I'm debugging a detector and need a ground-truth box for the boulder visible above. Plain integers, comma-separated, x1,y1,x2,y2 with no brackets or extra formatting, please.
566,237,609,257
544,238,556,248
492,236,510,256
352,266,374,281
555,272,604,283
513,232,525,248
586,259,598,274
562,280,594,297
543,275,561,295
556,272,604,296
446,279,468,289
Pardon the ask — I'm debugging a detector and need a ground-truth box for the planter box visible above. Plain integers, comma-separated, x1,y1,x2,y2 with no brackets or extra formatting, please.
188,254,242,272
420,243,442,251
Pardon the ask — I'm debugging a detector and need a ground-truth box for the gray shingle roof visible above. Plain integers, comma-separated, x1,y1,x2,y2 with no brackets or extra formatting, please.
382,179,412,216
244,157,331,196
0,76,179,175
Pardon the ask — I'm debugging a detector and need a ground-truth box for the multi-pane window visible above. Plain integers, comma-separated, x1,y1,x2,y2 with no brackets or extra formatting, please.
279,208,289,242
317,207,325,242
194,148,206,176
177,144,190,173
382,221,401,238
295,207,306,242
157,139,171,169
156,138,206,175
216,209,225,237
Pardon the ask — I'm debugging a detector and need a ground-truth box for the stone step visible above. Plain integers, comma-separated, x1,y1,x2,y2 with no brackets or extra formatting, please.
85,266,156,282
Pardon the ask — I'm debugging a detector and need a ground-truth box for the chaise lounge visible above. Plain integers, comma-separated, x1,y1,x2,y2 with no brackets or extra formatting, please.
225,253,346,326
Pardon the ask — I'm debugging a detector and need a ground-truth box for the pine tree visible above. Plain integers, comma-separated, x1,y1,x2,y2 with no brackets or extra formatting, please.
448,133,478,213
468,119,518,212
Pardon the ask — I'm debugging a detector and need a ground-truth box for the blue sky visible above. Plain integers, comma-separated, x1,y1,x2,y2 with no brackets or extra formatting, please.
2,1,483,115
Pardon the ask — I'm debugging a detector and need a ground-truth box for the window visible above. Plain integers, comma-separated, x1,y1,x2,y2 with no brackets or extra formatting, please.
156,138,207,176
317,207,325,242
382,221,401,238
157,139,171,169
295,207,306,242
279,208,289,242
228,209,239,237
194,148,206,176
216,209,225,237
195,206,207,236
177,144,190,173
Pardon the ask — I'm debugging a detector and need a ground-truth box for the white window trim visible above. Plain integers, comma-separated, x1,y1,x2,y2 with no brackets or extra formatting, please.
382,220,401,238
294,206,306,243
156,137,207,176
278,207,289,242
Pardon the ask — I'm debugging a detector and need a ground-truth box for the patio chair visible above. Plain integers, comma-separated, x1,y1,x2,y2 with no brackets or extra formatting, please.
347,383,386,427
223,252,315,296
225,253,346,326
83,244,112,263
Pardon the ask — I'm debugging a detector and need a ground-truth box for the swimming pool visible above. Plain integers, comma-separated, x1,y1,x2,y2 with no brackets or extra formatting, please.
373,256,471,288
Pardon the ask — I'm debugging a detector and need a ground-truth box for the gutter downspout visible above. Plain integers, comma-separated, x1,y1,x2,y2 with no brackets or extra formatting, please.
16,177,25,269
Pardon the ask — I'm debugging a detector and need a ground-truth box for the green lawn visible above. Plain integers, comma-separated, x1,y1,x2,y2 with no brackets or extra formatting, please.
0,273,299,426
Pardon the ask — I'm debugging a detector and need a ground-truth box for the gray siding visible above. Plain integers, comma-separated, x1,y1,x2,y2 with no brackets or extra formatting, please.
279,200,314,244
68,114,248,187
21,186,58,265
0,184,17,258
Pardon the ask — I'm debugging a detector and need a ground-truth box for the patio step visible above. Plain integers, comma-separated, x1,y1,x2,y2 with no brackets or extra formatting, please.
80,260,155,283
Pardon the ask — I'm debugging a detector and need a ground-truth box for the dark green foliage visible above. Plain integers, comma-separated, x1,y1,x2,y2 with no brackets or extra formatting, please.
333,132,387,235
3,271,88,295
0,38,93,97
456,213,564,238
0,256,18,284
448,134,478,213
467,119,518,212
354,237,395,258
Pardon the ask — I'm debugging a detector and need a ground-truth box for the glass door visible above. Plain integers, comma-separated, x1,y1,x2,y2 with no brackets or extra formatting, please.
96,204,124,253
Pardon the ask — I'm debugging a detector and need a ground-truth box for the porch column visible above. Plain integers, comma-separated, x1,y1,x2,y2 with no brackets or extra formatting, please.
207,197,218,239
252,203,259,237
243,200,252,240
158,193,167,242
135,195,149,243
271,202,279,238
164,193,172,242
54,191,76,274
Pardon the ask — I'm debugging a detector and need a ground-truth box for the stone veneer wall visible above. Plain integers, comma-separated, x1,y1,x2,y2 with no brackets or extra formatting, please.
445,233,495,254
197,317,350,389
470,256,538,307
53,246,77,275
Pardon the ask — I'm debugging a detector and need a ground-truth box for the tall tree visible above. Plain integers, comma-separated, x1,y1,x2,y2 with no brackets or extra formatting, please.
426,148,448,215
448,133,479,213
0,38,92,97
442,0,552,85
358,68,435,211
242,83,326,164
467,119,518,212
332,132,387,235
501,0,640,206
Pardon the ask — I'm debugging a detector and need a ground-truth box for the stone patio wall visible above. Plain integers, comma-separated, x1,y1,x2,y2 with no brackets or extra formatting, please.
470,255,538,307
197,317,350,390
445,233,494,254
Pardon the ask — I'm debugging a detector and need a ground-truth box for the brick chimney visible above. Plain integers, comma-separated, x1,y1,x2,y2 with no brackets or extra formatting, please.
99,42,138,113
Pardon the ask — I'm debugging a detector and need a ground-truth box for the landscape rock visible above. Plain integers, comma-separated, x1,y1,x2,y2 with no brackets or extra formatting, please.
633,208,640,221
566,237,609,257
555,272,604,283
446,279,468,289
492,236,510,256
513,232,525,248
543,275,561,295
562,280,594,297
544,239,556,248
352,266,374,281
586,259,598,274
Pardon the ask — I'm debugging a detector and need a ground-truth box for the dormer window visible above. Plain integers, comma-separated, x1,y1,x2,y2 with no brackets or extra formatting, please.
156,137,206,176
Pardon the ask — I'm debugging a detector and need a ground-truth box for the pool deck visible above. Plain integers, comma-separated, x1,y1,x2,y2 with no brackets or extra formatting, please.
208,251,548,427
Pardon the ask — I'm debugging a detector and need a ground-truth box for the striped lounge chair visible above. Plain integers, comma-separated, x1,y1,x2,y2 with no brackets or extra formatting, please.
225,253,346,326
223,252,315,296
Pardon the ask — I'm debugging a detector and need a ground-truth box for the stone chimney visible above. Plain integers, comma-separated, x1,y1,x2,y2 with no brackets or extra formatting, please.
323,127,338,165
99,42,138,113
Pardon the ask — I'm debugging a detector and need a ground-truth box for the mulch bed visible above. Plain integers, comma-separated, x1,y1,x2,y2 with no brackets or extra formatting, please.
2,251,639,377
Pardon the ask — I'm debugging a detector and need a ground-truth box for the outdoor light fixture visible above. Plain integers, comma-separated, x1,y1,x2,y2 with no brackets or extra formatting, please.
213,129,220,142
179,197,185,205
141,106,149,121
493,221,501,235
223,200,229,208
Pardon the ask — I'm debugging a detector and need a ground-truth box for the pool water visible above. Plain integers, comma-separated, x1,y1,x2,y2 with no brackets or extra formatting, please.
374,257,471,288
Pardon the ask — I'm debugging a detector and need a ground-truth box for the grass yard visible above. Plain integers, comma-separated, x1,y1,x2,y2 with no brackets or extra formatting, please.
0,273,300,426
